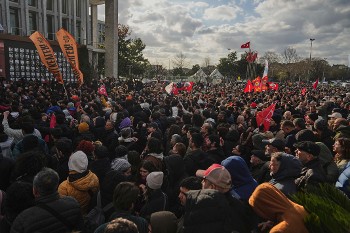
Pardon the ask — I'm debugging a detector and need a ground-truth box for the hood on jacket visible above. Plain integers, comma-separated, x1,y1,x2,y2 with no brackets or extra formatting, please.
221,156,258,200
69,170,99,191
272,153,302,181
249,183,307,222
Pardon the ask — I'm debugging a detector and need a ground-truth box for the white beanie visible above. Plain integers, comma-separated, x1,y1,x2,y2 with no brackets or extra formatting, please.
68,151,88,173
146,172,164,190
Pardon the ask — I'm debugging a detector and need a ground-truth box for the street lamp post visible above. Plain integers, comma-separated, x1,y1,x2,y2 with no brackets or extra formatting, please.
309,38,315,82
309,38,315,62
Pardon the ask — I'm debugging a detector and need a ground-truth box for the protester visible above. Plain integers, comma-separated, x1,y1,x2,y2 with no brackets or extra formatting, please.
249,183,309,233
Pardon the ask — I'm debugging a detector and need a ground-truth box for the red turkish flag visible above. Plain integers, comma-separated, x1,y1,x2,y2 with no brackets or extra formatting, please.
244,80,254,93
268,82,279,91
98,85,108,97
184,82,194,92
312,79,319,89
241,41,250,49
256,103,276,131
301,88,307,96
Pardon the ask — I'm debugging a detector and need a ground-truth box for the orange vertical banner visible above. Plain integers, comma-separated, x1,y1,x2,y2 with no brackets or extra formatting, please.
261,76,269,91
29,31,64,84
56,28,83,86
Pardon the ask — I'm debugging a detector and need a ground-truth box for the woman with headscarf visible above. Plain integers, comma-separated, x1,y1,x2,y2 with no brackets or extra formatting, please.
249,183,309,233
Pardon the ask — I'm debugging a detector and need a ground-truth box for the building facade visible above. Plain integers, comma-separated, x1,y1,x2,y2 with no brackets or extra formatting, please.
0,0,118,80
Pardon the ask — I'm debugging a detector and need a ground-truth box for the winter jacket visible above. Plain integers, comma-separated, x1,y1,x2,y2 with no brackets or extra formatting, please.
295,158,327,191
58,170,99,214
249,183,309,233
10,192,82,233
0,153,14,191
269,153,302,196
89,157,111,184
221,156,258,201
183,189,252,233
250,161,271,184
316,142,339,184
336,161,350,198
140,189,167,221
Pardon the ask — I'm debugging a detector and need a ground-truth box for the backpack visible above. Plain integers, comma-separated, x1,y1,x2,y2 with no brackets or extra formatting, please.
84,191,114,233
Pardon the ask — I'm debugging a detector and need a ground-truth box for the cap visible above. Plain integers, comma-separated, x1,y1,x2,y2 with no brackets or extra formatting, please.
68,151,88,173
328,112,342,119
294,141,320,157
251,150,268,161
262,138,285,151
196,164,232,190
111,158,131,173
146,172,164,189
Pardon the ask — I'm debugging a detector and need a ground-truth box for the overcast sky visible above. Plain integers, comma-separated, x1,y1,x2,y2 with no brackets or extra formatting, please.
97,0,350,68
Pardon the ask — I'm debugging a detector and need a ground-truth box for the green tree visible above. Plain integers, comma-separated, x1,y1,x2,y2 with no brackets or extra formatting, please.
217,51,238,78
188,64,200,76
118,25,149,79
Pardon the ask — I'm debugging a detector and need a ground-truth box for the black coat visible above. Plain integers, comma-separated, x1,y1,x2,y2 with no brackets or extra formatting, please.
11,192,83,233
295,158,327,190
184,149,215,176
0,154,14,191
140,189,167,221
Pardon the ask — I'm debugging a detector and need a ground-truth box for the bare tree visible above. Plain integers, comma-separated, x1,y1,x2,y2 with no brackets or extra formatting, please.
259,51,281,64
282,47,300,63
203,57,210,67
172,52,189,69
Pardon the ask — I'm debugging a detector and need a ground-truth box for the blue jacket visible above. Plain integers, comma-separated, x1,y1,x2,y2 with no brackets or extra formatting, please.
221,156,258,201
336,161,350,198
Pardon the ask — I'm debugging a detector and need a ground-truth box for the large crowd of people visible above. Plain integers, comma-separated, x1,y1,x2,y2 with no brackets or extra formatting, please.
0,76,350,233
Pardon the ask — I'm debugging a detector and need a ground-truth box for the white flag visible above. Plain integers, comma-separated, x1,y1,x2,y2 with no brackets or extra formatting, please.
165,82,174,94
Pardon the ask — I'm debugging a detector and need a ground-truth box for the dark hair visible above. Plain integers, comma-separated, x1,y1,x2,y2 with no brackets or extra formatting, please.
115,145,129,158
147,137,163,154
55,138,73,157
94,145,109,159
113,182,140,211
21,122,34,134
3,182,35,222
13,151,45,180
33,168,59,196
208,134,220,148
191,133,204,148
105,218,138,233
336,138,350,159
139,160,158,173
281,120,294,128
293,118,306,129
174,142,187,157
179,176,202,190
22,135,39,152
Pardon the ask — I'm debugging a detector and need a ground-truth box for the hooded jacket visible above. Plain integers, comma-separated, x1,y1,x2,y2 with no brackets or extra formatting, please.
334,125,350,140
249,183,309,233
269,153,302,196
58,170,99,214
316,142,339,183
221,156,258,201
336,161,350,198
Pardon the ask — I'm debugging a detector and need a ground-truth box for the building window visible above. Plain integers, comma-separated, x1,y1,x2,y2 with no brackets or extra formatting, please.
47,15,54,40
9,0,19,2
28,0,37,7
62,0,68,14
46,0,54,11
29,11,37,34
62,18,69,30
76,0,81,17
98,23,105,43
10,7,20,35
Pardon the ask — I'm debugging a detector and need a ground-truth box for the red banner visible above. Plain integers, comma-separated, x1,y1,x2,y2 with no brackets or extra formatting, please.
256,103,276,131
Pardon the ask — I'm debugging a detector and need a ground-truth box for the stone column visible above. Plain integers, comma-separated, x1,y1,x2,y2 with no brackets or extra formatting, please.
91,4,98,47
104,0,118,79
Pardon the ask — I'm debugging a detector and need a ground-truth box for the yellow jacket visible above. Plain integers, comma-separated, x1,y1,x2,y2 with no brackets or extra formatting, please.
58,170,99,214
